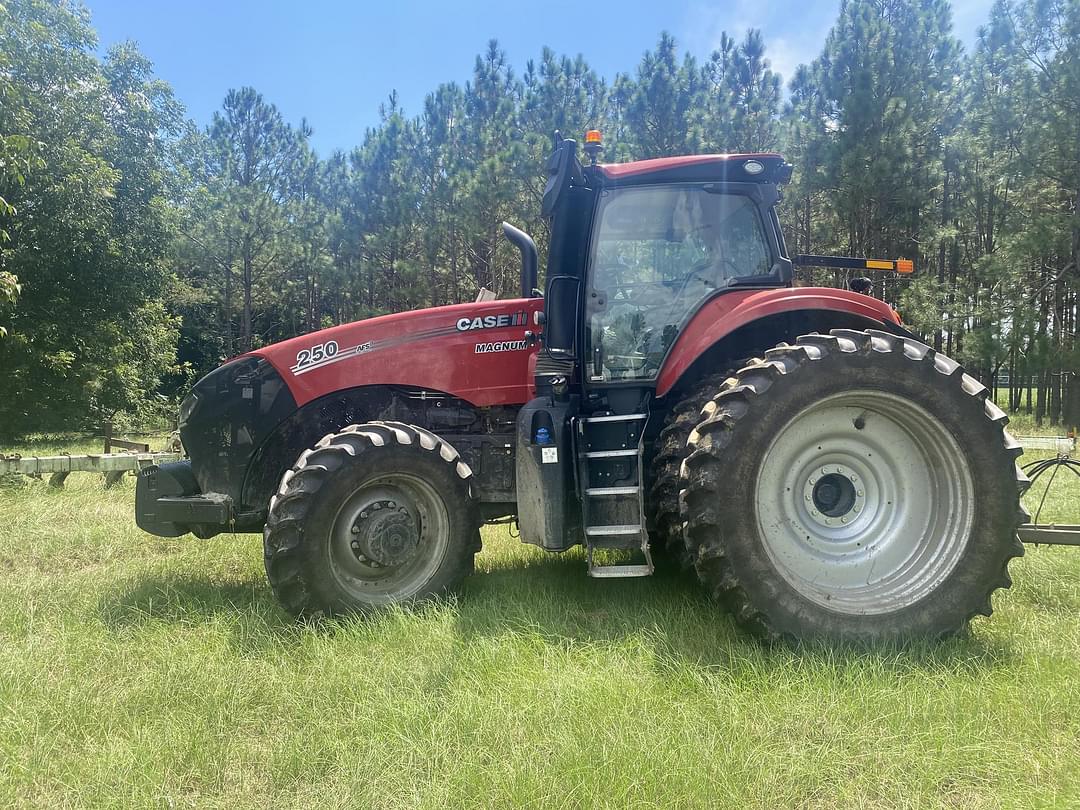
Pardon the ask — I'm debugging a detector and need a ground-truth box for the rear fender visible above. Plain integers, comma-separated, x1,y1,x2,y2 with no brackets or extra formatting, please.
656,287,904,399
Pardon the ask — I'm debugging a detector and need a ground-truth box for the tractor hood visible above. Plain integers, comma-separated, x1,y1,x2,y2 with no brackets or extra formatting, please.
251,297,545,408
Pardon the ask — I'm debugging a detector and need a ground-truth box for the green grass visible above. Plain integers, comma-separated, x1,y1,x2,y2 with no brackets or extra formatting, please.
1,434,1079,807
991,387,1076,439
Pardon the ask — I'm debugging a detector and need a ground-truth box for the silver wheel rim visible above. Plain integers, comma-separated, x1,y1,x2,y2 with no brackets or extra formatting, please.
328,473,450,604
755,390,975,615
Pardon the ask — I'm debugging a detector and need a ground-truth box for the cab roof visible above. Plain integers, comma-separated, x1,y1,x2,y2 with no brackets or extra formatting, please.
598,153,787,186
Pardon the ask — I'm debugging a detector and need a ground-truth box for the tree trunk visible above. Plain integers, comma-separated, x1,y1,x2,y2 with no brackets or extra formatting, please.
1036,370,1047,427
1008,345,1017,411
223,259,233,358
1065,374,1080,433
241,239,253,353
935,168,949,352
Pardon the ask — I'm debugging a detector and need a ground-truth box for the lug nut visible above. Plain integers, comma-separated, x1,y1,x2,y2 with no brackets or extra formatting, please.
351,526,360,534
857,490,864,497
841,517,848,524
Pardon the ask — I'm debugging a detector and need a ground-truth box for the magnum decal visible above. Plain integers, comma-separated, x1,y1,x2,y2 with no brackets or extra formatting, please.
455,311,527,332
475,340,528,353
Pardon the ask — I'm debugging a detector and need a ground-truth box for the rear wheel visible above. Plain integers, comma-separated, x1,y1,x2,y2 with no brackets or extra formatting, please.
681,329,1029,643
263,421,480,618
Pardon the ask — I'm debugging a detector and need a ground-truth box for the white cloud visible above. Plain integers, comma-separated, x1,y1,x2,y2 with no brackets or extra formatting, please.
765,36,804,85
948,0,997,47
677,0,993,89
678,0,836,86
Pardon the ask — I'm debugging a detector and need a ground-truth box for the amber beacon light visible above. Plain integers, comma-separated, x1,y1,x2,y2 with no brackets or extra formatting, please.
583,129,603,164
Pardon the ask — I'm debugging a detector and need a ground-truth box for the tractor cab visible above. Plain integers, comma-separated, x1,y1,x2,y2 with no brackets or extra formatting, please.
514,133,797,572
539,133,793,383
581,162,786,382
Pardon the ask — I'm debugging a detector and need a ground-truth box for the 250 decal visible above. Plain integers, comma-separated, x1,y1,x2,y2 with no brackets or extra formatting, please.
289,339,374,375
293,340,339,372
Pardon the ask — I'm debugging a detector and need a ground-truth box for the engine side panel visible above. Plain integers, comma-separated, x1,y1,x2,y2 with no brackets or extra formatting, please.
655,287,902,397
253,298,545,408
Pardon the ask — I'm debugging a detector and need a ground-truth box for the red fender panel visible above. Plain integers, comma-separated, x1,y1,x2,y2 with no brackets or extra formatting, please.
654,287,901,398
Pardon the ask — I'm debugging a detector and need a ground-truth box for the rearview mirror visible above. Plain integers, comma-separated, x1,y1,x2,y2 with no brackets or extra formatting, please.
543,275,578,358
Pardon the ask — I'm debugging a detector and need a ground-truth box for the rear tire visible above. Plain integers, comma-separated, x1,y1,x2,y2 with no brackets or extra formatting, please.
647,371,731,570
263,421,480,618
681,330,1029,643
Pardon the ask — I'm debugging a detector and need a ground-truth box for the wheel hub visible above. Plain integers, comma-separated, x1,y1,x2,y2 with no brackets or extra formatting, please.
350,500,420,567
805,468,864,526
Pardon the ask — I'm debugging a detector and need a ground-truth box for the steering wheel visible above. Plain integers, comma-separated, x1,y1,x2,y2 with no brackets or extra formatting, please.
664,256,736,307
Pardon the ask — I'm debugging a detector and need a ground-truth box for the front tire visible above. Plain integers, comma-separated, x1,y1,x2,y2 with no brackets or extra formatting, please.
681,330,1029,643
263,421,480,618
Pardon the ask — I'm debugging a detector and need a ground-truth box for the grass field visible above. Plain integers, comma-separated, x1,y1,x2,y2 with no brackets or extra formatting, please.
1,426,1079,808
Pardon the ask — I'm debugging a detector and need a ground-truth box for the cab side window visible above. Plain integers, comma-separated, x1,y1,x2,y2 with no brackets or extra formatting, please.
586,186,772,381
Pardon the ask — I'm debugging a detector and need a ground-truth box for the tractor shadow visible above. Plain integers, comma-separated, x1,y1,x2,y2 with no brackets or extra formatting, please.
95,545,1017,674
457,550,1018,676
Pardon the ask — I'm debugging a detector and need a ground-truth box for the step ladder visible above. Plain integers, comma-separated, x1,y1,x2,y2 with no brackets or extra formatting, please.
575,412,653,578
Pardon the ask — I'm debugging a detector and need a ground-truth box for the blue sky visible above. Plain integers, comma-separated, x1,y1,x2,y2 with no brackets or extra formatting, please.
86,0,996,157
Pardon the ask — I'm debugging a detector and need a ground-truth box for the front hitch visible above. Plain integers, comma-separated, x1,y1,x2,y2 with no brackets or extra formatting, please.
135,461,233,538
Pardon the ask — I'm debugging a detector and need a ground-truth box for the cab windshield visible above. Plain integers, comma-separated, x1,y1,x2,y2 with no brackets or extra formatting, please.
585,185,772,382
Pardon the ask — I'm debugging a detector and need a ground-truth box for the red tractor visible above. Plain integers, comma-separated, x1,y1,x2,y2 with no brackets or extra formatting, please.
136,132,1028,642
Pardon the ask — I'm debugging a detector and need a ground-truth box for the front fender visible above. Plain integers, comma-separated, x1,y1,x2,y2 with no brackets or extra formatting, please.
655,287,901,398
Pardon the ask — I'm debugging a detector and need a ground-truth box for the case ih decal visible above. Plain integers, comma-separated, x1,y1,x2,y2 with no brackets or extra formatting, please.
456,311,527,331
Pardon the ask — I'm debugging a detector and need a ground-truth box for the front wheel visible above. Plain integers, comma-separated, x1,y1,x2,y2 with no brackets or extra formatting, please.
681,330,1029,643
263,422,480,618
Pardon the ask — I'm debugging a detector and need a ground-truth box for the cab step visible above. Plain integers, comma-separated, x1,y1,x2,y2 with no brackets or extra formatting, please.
579,413,647,424
585,524,641,536
587,563,653,579
575,407,654,579
584,486,639,496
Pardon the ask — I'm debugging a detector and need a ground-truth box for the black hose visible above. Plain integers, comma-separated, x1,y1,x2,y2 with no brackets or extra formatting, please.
1021,454,1080,525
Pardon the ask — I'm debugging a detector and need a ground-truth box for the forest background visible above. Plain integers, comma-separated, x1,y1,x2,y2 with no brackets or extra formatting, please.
1,0,1077,439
